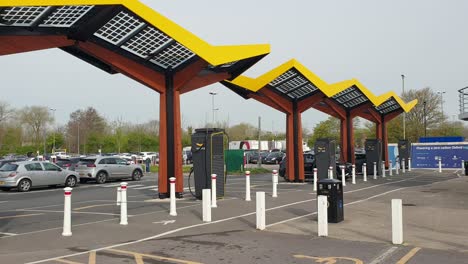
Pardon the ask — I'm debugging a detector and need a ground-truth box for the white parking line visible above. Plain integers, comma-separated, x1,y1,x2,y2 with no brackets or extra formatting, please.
17,209,129,217
133,185,158,190
25,177,423,264
0,232,17,236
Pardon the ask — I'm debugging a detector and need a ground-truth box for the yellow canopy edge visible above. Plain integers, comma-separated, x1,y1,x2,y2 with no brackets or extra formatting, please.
0,0,270,66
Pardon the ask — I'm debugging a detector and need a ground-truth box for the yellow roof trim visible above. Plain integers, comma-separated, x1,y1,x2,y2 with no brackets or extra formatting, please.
0,0,270,66
376,91,418,113
229,59,329,92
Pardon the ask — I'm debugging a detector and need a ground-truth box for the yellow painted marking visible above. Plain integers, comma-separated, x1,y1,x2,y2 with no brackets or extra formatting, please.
106,248,203,264
294,254,364,264
88,251,96,264
54,258,83,264
0,213,43,219
396,247,421,264
73,204,114,211
134,254,144,264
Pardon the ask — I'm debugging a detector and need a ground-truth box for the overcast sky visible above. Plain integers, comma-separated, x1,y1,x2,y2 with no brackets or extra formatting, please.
1,0,466,133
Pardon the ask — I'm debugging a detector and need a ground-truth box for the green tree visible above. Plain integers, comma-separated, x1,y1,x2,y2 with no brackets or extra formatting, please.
309,117,340,146
19,106,53,147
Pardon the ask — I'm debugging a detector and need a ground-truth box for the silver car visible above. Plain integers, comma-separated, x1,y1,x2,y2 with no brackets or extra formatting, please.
0,161,79,192
74,156,144,184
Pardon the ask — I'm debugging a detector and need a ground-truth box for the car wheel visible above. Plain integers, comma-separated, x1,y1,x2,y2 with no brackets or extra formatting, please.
96,172,107,184
18,179,31,192
65,176,77,187
132,170,142,181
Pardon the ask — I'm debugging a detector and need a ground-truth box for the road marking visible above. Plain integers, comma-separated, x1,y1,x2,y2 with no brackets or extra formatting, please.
294,255,363,264
89,251,96,264
153,220,176,225
105,248,202,264
0,213,43,219
369,246,399,264
54,258,82,264
74,204,115,211
16,209,126,217
0,201,7,204
0,232,17,236
133,185,158,190
396,247,421,264
266,187,410,228
101,183,122,188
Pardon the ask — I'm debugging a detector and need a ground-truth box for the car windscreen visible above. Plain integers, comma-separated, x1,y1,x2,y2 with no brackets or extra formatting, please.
0,163,18,171
78,159,96,165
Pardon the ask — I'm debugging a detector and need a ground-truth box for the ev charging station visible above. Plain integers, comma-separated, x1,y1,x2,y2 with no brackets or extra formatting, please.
398,140,411,169
365,139,382,176
191,128,226,200
314,139,336,180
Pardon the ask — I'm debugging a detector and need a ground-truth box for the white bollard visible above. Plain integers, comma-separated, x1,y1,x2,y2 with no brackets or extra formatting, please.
389,160,393,176
211,174,217,208
402,159,406,173
408,158,412,172
202,189,211,222
120,182,128,225
382,161,386,178
116,187,121,206
313,168,318,191
245,171,251,201
62,187,73,237
439,158,442,173
396,160,400,175
363,163,367,182
392,199,403,244
352,164,356,184
373,162,377,179
462,160,465,171
256,192,266,230
341,165,346,186
169,177,177,216
328,166,333,179
272,170,278,198
318,195,328,237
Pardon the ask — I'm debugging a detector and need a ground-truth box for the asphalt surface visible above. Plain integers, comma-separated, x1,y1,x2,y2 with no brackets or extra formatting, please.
0,169,467,264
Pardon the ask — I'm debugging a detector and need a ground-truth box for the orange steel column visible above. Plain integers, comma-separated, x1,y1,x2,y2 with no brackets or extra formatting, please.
285,113,295,182
158,72,183,198
296,111,305,181
381,117,389,168
340,118,348,164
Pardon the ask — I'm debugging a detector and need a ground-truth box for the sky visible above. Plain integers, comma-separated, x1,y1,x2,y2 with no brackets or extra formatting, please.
1,0,467,133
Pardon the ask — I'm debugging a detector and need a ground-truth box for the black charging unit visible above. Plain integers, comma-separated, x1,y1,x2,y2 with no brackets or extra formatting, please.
191,128,225,199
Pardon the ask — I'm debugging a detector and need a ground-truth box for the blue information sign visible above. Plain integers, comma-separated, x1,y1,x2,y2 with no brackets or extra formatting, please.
411,144,468,169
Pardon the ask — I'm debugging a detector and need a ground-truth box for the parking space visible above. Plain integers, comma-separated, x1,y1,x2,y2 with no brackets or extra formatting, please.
0,170,467,263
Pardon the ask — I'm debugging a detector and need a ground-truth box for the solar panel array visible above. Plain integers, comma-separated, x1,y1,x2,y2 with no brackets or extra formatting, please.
0,6,197,69
332,86,369,109
268,68,318,99
376,98,400,114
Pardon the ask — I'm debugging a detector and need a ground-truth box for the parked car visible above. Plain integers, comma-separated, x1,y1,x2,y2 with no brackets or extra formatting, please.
354,152,367,173
0,158,27,168
74,156,144,184
263,152,285,164
182,150,193,164
55,158,81,170
139,152,158,162
0,161,79,192
249,151,269,164
279,153,352,180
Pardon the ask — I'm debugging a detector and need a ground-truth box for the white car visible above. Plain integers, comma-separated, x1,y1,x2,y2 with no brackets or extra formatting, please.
139,152,158,162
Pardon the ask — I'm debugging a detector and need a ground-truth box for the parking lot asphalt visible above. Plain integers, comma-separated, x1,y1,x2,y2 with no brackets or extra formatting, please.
0,169,467,264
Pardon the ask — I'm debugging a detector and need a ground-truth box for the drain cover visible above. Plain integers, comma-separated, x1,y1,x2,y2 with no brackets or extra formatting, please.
403,203,416,206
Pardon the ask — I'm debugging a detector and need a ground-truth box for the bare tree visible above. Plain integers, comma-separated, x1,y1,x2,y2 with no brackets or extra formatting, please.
19,106,53,147
0,101,14,124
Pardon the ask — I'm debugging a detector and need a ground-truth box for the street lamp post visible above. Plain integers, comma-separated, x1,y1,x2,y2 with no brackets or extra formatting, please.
423,101,427,137
50,108,56,153
437,91,446,118
209,91,217,126
401,74,406,139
